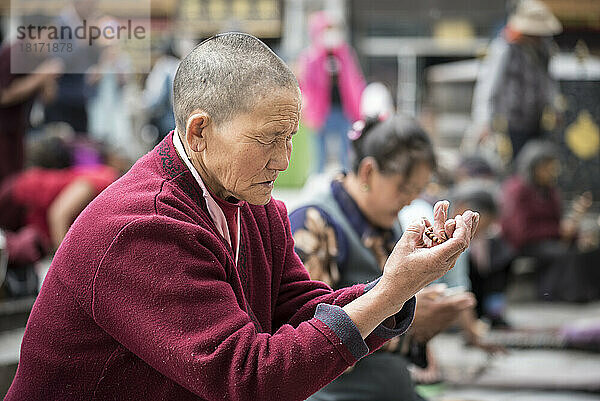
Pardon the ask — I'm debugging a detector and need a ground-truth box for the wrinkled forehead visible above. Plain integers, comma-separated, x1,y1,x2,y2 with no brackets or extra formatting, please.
236,86,301,132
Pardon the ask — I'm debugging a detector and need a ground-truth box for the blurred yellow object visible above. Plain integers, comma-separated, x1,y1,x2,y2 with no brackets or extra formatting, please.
208,0,226,20
433,19,475,48
496,132,513,164
233,0,250,19
565,110,600,160
541,106,557,131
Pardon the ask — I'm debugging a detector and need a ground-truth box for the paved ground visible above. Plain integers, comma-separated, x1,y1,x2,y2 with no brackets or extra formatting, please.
425,302,600,401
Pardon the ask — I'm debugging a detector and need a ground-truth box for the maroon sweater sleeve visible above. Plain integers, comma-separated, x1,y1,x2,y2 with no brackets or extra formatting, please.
92,215,374,401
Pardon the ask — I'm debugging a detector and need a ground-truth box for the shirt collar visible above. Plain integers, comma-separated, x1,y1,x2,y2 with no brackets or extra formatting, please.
172,132,241,263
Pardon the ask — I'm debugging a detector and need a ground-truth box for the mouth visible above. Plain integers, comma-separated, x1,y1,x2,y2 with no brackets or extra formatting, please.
257,180,275,188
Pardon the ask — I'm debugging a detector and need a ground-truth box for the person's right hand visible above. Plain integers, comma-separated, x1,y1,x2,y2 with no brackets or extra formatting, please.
375,201,479,316
410,285,476,343
40,78,59,104
34,57,65,78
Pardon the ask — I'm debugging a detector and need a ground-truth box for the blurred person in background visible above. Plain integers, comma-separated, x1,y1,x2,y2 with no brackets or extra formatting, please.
500,140,598,301
44,0,101,133
360,82,395,121
400,180,507,384
87,17,135,158
297,11,365,173
468,0,563,163
142,39,181,145
401,156,514,328
290,115,476,401
445,182,513,328
0,128,118,298
453,157,514,327
0,16,64,184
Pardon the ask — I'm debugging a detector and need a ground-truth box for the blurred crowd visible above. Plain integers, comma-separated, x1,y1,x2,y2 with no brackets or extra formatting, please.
0,0,188,298
1,0,599,399
287,2,600,399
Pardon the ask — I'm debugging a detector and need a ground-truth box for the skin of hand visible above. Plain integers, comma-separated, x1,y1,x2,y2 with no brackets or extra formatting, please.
460,311,507,355
410,285,476,344
410,345,441,384
47,179,96,249
560,191,593,241
373,201,479,317
40,78,59,104
0,58,64,107
33,57,65,77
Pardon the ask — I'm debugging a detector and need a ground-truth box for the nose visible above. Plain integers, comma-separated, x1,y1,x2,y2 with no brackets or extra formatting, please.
267,139,291,172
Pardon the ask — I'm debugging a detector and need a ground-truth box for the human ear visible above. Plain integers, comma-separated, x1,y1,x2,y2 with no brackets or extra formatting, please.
185,112,211,152
358,157,376,189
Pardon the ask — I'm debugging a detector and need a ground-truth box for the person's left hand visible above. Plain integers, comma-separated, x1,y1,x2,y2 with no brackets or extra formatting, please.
464,319,507,355
410,285,475,343
40,78,59,104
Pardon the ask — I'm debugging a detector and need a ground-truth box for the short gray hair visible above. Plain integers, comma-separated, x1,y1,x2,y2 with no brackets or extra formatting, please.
173,32,298,136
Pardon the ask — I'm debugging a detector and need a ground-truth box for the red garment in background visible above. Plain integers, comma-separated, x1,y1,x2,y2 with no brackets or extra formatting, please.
11,166,117,241
500,175,562,250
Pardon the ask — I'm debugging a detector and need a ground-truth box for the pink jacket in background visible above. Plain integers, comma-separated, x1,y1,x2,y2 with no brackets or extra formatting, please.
297,11,366,130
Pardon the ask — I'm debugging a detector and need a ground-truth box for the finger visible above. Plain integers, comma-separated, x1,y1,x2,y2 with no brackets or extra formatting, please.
432,214,471,260
419,284,447,299
447,294,476,310
428,283,447,293
432,200,449,239
439,297,474,313
460,210,474,242
471,212,480,240
421,218,433,246
444,218,456,239
403,218,427,247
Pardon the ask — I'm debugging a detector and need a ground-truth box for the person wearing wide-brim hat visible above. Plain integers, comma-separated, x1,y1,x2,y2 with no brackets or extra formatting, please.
508,0,562,37
468,0,564,164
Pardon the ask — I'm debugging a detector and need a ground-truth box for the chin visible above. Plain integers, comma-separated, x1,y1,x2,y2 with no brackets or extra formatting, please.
375,217,396,230
245,193,272,206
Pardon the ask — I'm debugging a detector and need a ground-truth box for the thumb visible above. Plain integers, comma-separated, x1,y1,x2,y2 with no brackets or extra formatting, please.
403,218,427,246
430,214,469,261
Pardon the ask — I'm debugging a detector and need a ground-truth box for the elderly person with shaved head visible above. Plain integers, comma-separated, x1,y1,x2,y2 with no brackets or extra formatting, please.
6,33,479,401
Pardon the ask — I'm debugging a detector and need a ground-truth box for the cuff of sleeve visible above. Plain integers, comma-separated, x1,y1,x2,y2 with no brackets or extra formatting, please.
313,303,369,361
363,277,380,293
371,296,416,339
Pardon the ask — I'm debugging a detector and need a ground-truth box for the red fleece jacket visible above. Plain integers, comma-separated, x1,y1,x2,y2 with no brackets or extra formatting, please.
6,133,414,401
